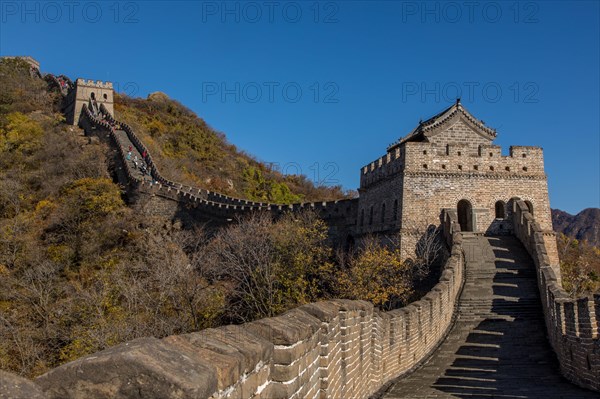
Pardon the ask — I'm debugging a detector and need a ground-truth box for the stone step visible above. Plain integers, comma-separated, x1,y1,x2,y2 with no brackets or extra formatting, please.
383,235,598,398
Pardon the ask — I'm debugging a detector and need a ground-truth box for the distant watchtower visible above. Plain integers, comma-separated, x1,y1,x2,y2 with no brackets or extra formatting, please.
64,79,114,125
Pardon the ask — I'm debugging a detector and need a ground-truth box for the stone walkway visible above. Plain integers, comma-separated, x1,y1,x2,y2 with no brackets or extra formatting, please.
382,235,598,399
113,128,153,183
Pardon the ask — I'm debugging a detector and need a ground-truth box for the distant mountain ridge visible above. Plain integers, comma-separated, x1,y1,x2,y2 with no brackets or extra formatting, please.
552,208,600,247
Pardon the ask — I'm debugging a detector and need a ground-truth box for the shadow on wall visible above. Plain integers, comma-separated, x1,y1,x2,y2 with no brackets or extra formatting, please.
484,219,512,236
431,315,597,398
483,198,523,236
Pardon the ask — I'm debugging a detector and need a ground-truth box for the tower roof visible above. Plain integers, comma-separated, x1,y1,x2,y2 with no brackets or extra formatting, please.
388,101,497,151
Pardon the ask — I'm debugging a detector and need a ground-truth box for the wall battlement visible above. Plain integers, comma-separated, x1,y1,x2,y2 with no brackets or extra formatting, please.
75,78,113,89
512,200,600,391
79,104,358,243
361,143,545,189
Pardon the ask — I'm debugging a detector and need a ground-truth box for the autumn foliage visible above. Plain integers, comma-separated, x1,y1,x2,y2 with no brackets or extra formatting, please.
557,233,600,296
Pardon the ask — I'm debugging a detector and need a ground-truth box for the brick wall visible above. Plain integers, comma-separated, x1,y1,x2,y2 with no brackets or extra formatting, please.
512,200,600,392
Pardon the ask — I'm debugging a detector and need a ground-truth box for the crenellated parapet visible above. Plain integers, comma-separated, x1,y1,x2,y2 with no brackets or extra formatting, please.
360,142,546,189
75,78,113,89
360,146,405,189
512,199,600,391
402,142,545,177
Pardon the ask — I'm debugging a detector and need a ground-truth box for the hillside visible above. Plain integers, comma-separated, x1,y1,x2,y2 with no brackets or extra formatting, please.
552,208,600,247
0,58,338,376
0,58,403,379
114,93,354,203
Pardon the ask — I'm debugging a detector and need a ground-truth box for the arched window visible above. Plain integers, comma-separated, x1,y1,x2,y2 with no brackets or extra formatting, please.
90,92,96,100
381,203,386,224
393,199,398,220
525,201,534,216
495,201,506,219
369,206,374,225
360,209,364,227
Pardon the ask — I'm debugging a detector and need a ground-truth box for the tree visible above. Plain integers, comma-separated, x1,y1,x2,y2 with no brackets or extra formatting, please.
336,236,414,310
412,223,446,278
242,166,304,204
557,234,600,296
0,112,43,154
208,210,332,322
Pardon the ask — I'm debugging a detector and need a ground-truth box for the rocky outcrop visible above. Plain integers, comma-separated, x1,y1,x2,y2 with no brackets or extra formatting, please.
0,370,47,399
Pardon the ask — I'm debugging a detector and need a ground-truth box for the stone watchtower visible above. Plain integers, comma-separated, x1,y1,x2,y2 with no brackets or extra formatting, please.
356,100,558,264
64,79,114,126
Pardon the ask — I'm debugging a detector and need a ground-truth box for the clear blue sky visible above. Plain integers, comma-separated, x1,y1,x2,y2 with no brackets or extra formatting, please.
1,0,598,214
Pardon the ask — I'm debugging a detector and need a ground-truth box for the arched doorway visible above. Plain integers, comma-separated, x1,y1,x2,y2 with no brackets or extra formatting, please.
457,199,473,232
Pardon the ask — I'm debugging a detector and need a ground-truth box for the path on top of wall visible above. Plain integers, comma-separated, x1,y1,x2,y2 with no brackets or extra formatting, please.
382,235,597,399
113,128,152,183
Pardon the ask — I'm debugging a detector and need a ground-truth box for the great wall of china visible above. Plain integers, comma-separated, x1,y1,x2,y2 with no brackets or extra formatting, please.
1,67,598,398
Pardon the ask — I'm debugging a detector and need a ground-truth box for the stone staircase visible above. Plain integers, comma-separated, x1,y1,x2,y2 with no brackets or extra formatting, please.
459,235,542,322
112,128,153,183
382,235,598,398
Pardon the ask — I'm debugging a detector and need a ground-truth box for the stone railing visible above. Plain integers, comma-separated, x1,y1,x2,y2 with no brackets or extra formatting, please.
442,208,461,247
11,213,465,399
512,199,600,391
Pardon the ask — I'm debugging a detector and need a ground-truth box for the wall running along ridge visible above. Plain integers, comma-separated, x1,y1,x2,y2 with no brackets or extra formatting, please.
512,200,600,391
78,103,358,240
